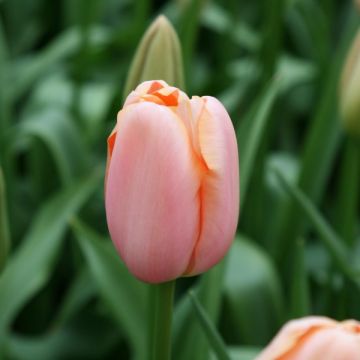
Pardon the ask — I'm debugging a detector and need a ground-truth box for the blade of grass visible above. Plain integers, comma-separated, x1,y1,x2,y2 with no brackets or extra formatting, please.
188,290,230,360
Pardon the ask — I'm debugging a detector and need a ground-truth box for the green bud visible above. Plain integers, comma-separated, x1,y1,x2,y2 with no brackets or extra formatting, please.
356,0,360,12
0,167,10,272
340,29,360,136
123,15,185,98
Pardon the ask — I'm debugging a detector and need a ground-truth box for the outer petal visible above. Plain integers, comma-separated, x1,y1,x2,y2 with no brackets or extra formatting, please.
105,101,200,283
185,96,239,275
284,326,360,360
255,316,337,360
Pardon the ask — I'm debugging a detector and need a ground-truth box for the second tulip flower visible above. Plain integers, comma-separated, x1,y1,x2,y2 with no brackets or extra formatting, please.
105,80,239,283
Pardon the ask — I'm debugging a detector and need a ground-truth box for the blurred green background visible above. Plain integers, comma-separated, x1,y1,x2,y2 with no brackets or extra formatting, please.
0,0,359,359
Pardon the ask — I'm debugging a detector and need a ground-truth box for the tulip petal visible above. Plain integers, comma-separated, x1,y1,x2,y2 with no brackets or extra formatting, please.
125,80,188,108
105,123,119,190
256,316,337,360
105,101,200,283
285,326,360,360
185,96,239,275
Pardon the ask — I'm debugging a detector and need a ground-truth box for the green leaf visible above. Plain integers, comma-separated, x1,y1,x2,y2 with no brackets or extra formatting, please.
0,170,101,352
6,309,119,360
223,236,283,345
178,0,204,83
16,108,88,185
274,169,359,285
272,10,359,261
79,82,116,142
0,167,10,272
277,55,316,93
188,291,230,360
72,220,147,360
0,18,10,138
335,138,360,246
173,263,225,360
1,0,43,54
54,267,96,326
264,153,299,249
238,76,281,210
9,26,110,100
290,239,310,317
210,346,261,360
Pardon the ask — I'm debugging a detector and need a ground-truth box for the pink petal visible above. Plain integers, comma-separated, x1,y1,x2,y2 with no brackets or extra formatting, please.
286,326,360,360
255,316,337,360
185,96,239,275
105,101,201,283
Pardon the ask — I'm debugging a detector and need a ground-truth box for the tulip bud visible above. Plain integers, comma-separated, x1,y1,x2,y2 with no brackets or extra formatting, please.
105,80,239,283
0,167,10,272
355,0,360,12
340,29,360,136
123,15,185,98
256,316,360,360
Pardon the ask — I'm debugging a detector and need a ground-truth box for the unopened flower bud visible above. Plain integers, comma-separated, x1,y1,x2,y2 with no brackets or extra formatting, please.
123,15,184,98
340,29,360,136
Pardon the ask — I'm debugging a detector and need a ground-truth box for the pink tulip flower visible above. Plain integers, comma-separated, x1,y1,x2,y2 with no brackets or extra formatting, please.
105,80,239,283
256,316,360,360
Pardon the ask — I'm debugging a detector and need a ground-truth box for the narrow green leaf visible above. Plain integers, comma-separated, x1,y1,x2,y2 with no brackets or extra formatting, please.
290,239,310,317
335,137,360,246
6,311,119,360
173,263,225,360
0,18,9,138
16,108,88,185
223,237,283,345
238,76,281,210
211,347,261,360
178,0,204,83
0,168,10,272
1,0,43,54
0,170,101,352
188,291,230,360
9,26,110,100
79,82,116,142
275,169,358,284
272,10,359,261
54,267,96,326
133,0,150,36
259,0,285,81
72,220,147,360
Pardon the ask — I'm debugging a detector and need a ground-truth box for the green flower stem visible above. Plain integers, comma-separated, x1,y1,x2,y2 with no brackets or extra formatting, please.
150,280,175,360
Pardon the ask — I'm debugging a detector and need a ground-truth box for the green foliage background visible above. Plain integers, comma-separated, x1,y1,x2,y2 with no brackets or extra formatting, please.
0,0,359,359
